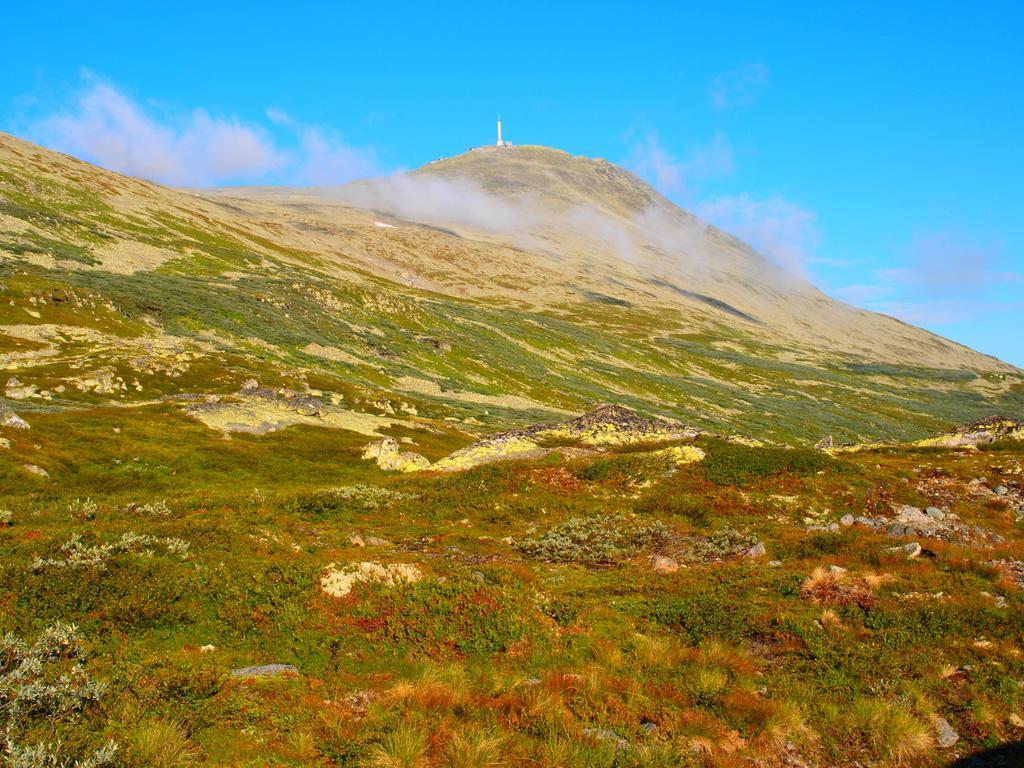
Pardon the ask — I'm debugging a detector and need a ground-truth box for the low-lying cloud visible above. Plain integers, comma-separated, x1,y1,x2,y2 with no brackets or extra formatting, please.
626,131,818,278
28,75,377,187
626,132,733,199
334,174,540,235
696,193,820,278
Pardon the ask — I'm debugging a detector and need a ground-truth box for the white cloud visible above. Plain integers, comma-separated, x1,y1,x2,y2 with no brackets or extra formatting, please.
293,125,378,186
626,132,733,198
709,63,770,109
30,77,377,187
828,231,1022,325
334,173,538,234
696,193,820,276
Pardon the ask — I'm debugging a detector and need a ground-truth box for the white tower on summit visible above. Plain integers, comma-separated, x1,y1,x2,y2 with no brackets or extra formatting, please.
496,115,503,146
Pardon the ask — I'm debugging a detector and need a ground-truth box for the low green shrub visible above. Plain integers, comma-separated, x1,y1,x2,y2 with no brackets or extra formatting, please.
285,485,412,520
517,515,670,564
701,440,846,485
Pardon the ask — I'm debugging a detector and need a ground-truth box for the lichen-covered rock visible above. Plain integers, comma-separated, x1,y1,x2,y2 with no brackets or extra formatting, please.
913,416,1024,449
432,435,546,472
362,437,430,472
650,554,680,573
539,403,700,447
652,444,705,465
231,663,299,678
432,403,702,472
320,561,422,598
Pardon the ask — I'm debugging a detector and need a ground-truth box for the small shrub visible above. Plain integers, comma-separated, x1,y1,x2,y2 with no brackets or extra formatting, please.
672,529,757,562
30,532,189,573
286,485,413,520
123,499,172,517
517,515,670,564
68,497,98,521
1,623,117,767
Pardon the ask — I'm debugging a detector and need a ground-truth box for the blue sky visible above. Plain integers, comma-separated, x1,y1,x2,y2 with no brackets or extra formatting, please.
2,1,1022,366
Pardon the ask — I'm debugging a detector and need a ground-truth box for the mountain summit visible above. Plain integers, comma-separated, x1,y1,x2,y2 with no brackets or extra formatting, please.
0,131,1020,443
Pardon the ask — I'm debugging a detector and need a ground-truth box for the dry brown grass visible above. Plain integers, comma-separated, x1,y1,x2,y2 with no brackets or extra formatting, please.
801,567,876,609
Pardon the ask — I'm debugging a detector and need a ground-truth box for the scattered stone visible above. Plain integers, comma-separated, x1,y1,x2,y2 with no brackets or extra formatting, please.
240,378,259,390
639,720,657,733
522,677,542,687
814,435,834,450
0,438,9,449
650,554,679,574
348,534,365,547
582,727,629,750
839,514,855,527
231,664,299,678
0,402,30,430
993,485,1008,496
829,565,848,574
365,536,389,547
199,644,216,653
925,507,945,520
932,715,959,748
22,464,48,479
1009,713,1024,729
903,542,922,559
746,541,767,558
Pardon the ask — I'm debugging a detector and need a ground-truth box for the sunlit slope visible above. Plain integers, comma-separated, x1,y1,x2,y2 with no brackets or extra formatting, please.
0,131,1021,443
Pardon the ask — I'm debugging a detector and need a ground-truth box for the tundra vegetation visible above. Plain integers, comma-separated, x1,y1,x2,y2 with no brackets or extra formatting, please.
1,407,1023,767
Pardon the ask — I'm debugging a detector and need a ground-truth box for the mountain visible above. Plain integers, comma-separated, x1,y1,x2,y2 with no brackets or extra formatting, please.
3,132,1024,767
0,132,1020,444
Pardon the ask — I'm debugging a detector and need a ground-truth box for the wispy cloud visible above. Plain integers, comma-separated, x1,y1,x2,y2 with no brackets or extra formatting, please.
626,130,818,277
709,63,769,109
696,193,820,276
626,132,733,198
830,230,1023,325
29,75,377,187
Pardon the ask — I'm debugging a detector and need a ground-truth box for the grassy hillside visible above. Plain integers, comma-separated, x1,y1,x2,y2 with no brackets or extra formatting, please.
1,133,1021,447
2,133,1024,767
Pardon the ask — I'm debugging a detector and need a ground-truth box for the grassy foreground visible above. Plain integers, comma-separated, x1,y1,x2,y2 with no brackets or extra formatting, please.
2,407,1023,767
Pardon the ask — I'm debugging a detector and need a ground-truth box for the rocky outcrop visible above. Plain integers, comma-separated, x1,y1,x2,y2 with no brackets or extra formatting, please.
912,416,1024,449
184,386,400,436
432,403,702,472
362,437,430,472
